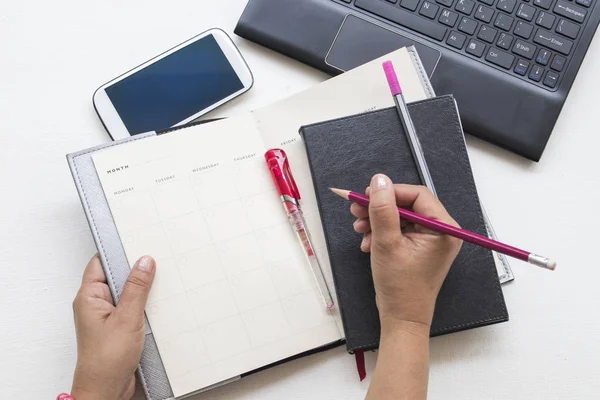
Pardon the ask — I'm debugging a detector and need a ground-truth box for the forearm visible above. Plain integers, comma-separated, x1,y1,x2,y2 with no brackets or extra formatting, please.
366,320,431,400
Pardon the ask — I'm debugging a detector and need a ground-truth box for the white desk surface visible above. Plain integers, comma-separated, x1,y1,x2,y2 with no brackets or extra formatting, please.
1,1,599,398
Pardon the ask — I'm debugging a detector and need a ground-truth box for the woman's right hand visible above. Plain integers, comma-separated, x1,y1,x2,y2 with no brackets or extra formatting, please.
351,174,463,330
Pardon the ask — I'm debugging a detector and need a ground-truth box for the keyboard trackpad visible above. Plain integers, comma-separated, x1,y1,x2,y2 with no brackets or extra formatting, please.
326,14,440,76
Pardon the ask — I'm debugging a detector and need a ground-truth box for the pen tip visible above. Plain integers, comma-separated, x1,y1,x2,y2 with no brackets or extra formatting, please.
330,188,350,200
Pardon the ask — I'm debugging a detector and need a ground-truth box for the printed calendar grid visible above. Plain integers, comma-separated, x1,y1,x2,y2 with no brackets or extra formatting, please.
113,155,339,383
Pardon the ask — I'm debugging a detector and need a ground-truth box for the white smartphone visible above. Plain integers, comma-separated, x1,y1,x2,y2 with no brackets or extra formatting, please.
93,28,253,140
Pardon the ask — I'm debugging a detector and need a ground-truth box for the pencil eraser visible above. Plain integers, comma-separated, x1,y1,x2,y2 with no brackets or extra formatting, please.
529,253,557,270
383,61,402,96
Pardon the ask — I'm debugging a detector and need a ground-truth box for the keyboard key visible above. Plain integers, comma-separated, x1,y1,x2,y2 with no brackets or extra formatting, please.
543,70,559,87
550,54,566,71
479,0,494,5
458,17,478,34
553,0,586,23
514,59,530,75
512,39,537,59
475,5,494,22
466,39,486,56
536,12,556,29
529,65,544,81
439,9,460,26
533,0,552,9
497,0,517,13
514,21,534,38
494,13,514,30
485,47,515,68
436,0,454,6
497,33,513,49
455,0,475,14
536,48,551,65
401,0,420,10
420,1,440,18
517,4,536,21
355,0,448,41
385,0,398,3
447,31,467,48
556,18,580,39
576,0,592,7
478,25,498,42
533,28,573,54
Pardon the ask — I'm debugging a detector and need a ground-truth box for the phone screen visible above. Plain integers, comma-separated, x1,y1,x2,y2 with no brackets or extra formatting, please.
105,34,244,135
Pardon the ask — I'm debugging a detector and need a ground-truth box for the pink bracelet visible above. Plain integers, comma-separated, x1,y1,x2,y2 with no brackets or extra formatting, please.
57,393,74,400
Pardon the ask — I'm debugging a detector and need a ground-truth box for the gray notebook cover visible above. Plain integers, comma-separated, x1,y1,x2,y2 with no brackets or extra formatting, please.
67,132,177,400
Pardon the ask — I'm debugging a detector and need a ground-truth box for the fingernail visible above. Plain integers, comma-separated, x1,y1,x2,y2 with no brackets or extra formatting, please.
360,236,367,251
137,256,155,272
371,174,388,191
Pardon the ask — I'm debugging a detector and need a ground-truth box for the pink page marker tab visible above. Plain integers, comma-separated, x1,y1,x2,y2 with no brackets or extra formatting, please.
383,60,402,96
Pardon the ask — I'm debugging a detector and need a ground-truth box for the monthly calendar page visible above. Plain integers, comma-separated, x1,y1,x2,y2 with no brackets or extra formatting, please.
93,116,343,396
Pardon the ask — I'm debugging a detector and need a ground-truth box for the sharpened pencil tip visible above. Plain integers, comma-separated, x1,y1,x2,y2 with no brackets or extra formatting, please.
330,188,350,200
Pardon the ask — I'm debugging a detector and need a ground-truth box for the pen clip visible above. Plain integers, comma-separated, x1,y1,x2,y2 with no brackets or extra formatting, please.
265,148,301,201
281,152,301,201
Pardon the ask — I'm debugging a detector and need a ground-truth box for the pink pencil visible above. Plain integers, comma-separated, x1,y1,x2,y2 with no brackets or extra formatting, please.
330,188,556,271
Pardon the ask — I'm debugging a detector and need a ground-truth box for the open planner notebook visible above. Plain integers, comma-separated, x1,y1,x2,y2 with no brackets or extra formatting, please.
87,47,432,398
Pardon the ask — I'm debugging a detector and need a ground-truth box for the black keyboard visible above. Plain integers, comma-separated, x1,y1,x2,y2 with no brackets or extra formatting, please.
340,0,594,90
236,0,600,160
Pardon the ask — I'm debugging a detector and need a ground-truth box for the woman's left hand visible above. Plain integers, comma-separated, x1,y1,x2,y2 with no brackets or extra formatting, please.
71,254,156,400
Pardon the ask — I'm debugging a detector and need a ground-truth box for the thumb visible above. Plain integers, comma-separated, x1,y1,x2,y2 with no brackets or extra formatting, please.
368,174,402,249
115,256,156,330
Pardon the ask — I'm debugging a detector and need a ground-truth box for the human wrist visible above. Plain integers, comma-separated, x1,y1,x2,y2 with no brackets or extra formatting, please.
70,388,108,400
380,316,431,340
71,368,120,400
377,296,435,337
376,295,436,330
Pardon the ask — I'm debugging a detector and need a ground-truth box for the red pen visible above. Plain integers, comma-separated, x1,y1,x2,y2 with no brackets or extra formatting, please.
265,149,335,309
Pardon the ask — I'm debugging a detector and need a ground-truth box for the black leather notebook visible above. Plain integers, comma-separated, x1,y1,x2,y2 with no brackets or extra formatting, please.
300,95,509,352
